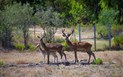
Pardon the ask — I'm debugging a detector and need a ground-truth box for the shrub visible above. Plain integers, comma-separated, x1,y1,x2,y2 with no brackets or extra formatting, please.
92,58,103,65
113,35,123,49
112,25,123,35
113,35,123,45
96,26,108,39
28,44,36,51
61,42,69,51
15,43,25,51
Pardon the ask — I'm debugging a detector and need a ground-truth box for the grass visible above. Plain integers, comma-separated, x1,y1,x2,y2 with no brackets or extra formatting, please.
16,60,28,64
0,59,4,67
0,50,123,77
90,39,115,51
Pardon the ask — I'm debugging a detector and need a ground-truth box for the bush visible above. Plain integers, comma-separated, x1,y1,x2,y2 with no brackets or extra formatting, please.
92,58,103,65
113,35,123,49
96,26,108,39
61,42,69,51
15,44,25,51
111,25,123,35
28,44,36,51
114,35,123,45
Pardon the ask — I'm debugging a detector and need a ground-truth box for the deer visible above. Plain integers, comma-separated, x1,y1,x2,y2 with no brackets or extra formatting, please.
36,43,58,63
37,33,67,64
62,29,96,63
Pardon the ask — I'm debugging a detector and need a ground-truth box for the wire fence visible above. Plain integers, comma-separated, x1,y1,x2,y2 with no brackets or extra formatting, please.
76,25,112,51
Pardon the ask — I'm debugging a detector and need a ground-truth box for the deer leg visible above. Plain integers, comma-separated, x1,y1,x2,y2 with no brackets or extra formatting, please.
57,51,62,59
44,54,45,63
88,48,96,63
54,54,58,63
88,54,91,63
61,47,66,60
47,51,50,64
57,51,62,62
54,56,55,63
56,56,58,63
74,51,78,63
92,52,96,60
63,52,67,61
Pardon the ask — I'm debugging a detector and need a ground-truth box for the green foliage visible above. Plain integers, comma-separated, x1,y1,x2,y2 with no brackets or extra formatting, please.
35,7,63,27
28,44,35,51
0,3,16,48
35,7,64,43
112,25,123,35
98,8,119,25
61,42,69,51
69,0,83,23
0,60,4,67
15,44,25,51
99,0,123,24
113,35,123,47
92,58,103,65
0,3,34,49
96,25,108,38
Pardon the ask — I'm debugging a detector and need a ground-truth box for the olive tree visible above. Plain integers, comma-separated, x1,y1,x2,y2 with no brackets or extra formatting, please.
35,7,64,42
0,4,17,48
0,3,34,49
13,3,34,49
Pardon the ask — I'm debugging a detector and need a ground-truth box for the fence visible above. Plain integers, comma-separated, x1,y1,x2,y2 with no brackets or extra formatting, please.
76,25,112,51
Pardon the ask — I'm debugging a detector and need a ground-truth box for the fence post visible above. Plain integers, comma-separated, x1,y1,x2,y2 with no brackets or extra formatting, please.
108,25,111,50
78,25,81,42
93,25,96,51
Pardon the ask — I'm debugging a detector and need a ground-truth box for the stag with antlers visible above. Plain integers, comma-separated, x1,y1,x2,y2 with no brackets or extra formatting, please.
37,33,67,64
62,29,96,63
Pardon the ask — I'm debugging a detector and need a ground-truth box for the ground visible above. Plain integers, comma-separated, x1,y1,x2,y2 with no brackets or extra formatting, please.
0,50,123,77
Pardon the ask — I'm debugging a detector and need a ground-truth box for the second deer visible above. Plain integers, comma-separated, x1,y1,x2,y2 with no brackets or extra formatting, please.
37,33,67,64
36,43,58,63
62,29,96,63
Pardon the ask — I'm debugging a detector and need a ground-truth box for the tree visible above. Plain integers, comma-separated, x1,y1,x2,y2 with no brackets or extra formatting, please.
99,0,123,24
0,3,17,48
0,3,34,49
76,0,101,23
35,7,64,42
69,0,83,25
98,8,119,25
0,0,14,10
97,8,119,38
13,3,34,49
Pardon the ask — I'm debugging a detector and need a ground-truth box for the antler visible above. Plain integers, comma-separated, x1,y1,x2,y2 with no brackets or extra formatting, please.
37,32,45,41
67,29,74,37
62,29,67,37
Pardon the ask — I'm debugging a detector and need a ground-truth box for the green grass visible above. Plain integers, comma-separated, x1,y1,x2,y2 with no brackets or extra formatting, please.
91,39,112,51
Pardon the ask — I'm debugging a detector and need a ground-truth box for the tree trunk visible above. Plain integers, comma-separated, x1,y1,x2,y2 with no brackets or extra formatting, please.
23,29,29,50
1,27,13,49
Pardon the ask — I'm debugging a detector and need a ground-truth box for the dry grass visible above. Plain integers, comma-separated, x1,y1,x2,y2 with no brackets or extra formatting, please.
0,50,123,77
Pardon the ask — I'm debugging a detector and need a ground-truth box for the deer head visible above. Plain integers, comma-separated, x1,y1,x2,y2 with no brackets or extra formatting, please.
37,31,46,43
62,29,74,40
